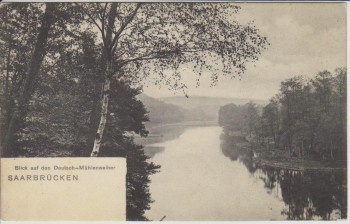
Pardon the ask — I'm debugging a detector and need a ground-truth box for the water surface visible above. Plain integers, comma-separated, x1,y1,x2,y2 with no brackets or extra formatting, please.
144,126,347,221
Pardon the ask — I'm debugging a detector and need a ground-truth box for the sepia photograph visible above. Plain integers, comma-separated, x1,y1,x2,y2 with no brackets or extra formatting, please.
0,1,347,221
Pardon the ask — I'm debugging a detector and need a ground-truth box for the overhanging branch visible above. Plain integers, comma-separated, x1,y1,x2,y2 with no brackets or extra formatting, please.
110,3,142,54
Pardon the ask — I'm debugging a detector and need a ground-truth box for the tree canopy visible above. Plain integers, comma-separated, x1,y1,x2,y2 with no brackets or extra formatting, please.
75,3,268,86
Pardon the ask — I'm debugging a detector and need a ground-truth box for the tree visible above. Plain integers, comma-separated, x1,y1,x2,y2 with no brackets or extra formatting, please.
333,68,347,159
312,71,333,115
261,99,279,145
75,2,269,156
0,2,86,156
13,35,159,219
309,69,347,160
279,76,306,154
1,3,58,157
218,103,238,133
0,3,43,145
125,142,160,221
243,102,260,138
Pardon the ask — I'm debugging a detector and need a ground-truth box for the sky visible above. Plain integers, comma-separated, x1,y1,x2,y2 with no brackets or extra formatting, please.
142,3,347,100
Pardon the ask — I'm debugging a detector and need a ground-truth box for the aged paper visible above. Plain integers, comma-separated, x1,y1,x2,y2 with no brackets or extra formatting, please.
1,158,126,221
0,1,347,222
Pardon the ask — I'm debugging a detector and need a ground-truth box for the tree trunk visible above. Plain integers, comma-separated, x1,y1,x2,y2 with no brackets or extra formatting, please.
85,81,103,156
90,72,111,157
89,3,117,157
2,3,56,157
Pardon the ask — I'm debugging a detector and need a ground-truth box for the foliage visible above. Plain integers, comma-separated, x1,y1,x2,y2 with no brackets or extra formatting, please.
123,141,160,221
219,68,347,161
75,3,269,89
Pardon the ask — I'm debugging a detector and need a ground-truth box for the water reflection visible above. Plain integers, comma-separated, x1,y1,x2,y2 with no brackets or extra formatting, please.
146,126,287,221
137,124,189,158
220,134,257,174
220,134,347,220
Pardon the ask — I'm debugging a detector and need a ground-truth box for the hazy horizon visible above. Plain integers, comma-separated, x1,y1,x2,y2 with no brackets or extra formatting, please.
140,93,269,102
142,3,346,100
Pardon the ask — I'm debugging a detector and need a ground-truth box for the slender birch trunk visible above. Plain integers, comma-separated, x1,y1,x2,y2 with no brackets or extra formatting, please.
89,3,117,157
90,63,111,157
86,81,102,156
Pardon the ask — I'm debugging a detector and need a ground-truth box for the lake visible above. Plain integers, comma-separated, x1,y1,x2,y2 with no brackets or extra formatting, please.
142,125,347,221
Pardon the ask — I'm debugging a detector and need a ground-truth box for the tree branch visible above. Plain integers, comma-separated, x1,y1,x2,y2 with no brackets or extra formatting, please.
75,3,106,45
115,46,213,73
102,3,108,21
75,3,102,32
93,3,104,21
110,3,142,54
99,3,109,46
118,49,181,67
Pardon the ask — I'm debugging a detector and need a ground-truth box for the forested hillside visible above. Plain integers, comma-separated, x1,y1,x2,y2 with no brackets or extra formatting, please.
137,94,185,124
162,96,266,121
139,95,267,124
160,96,267,110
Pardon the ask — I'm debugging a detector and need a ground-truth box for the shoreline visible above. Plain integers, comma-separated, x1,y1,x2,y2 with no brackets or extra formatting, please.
227,135,347,172
253,157,347,172
144,120,218,131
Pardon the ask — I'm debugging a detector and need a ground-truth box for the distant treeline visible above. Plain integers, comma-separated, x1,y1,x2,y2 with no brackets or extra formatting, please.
137,95,185,124
219,68,346,161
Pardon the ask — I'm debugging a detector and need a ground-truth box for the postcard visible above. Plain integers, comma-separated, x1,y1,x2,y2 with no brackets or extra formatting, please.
0,1,347,221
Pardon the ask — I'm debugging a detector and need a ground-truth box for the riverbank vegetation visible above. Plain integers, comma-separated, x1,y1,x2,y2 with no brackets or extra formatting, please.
219,68,346,166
